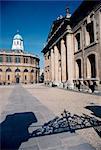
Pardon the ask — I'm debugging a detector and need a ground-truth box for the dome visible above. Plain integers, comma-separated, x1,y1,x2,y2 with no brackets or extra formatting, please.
13,34,23,40
12,31,24,51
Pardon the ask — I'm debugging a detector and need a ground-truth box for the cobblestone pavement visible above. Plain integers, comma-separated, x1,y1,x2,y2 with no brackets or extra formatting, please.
0,84,101,150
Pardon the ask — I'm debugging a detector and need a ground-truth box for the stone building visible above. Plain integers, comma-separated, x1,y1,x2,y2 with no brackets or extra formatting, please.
0,32,40,84
42,1,101,91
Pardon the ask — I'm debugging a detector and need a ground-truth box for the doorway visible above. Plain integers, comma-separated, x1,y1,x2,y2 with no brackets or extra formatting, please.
16,77,20,83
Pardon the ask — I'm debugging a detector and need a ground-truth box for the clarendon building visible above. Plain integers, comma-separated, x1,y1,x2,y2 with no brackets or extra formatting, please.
42,1,101,91
0,32,40,84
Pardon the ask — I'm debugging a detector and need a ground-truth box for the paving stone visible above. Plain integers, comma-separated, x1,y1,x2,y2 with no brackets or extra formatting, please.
20,138,39,149
61,134,86,147
19,145,39,150
58,132,78,139
36,134,61,150
68,143,95,150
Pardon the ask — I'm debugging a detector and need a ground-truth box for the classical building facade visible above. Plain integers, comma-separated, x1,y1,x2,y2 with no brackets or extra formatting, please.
0,32,40,84
42,1,101,91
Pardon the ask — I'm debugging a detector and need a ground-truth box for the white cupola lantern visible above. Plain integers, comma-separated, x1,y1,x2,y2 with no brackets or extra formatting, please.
12,30,24,51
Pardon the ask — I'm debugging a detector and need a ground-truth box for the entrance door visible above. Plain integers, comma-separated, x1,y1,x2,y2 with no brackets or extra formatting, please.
16,77,20,83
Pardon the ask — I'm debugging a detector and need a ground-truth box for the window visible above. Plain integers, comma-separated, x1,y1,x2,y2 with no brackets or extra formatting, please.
75,33,80,50
6,56,12,63
87,54,96,78
87,21,94,43
15,57,20,63
76,59,81,78
26,58,28,63
8,75,10,81
6,68,12,72
25,75,27,80
24,69,28,72
18,57,20,63
24,58,26,63
24,57,28,63
31,69,34,73
15,68,20,72
85,21,94,46
0,56,3,63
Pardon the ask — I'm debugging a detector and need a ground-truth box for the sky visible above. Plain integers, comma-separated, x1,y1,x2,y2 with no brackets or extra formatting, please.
0,0,83,68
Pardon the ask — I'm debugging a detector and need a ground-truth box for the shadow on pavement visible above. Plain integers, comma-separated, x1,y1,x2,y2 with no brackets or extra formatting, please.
0,112,37,150
85,105,101,137
30,110,101,138
85,105,101,118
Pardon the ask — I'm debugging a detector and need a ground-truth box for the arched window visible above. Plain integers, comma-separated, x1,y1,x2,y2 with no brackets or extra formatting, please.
8,75,10,81
87,54,96,78
31,69,34,73
6,68,12,72
15,68,20,72
85,20,94,46
25,75,27,80
75,33,81,51
24,58,26,63
86,21,94,44
76,59,82,78
0,68,2,72
24,69,28,72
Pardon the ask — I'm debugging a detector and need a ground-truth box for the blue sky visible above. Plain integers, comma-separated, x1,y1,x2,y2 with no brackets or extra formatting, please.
0,0,83,68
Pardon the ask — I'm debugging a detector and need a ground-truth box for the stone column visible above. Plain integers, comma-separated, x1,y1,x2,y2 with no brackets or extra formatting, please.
58,48,61,83
37,69,39,83
3,55,6,83
51,49,55,82
58,67,61,83
48,53,51,82
44,54,47,82
66,33,74,89
54,45,59,85
61,39,67,82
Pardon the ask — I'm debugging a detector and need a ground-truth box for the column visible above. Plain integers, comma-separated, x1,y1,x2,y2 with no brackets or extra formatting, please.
3,54,6,83
37,69,39,83
54,45,59,84
51,49,54,82
58,48,61,83
48,53,51,81
44,54,47,82
61,39,67,82
66,33,74,89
